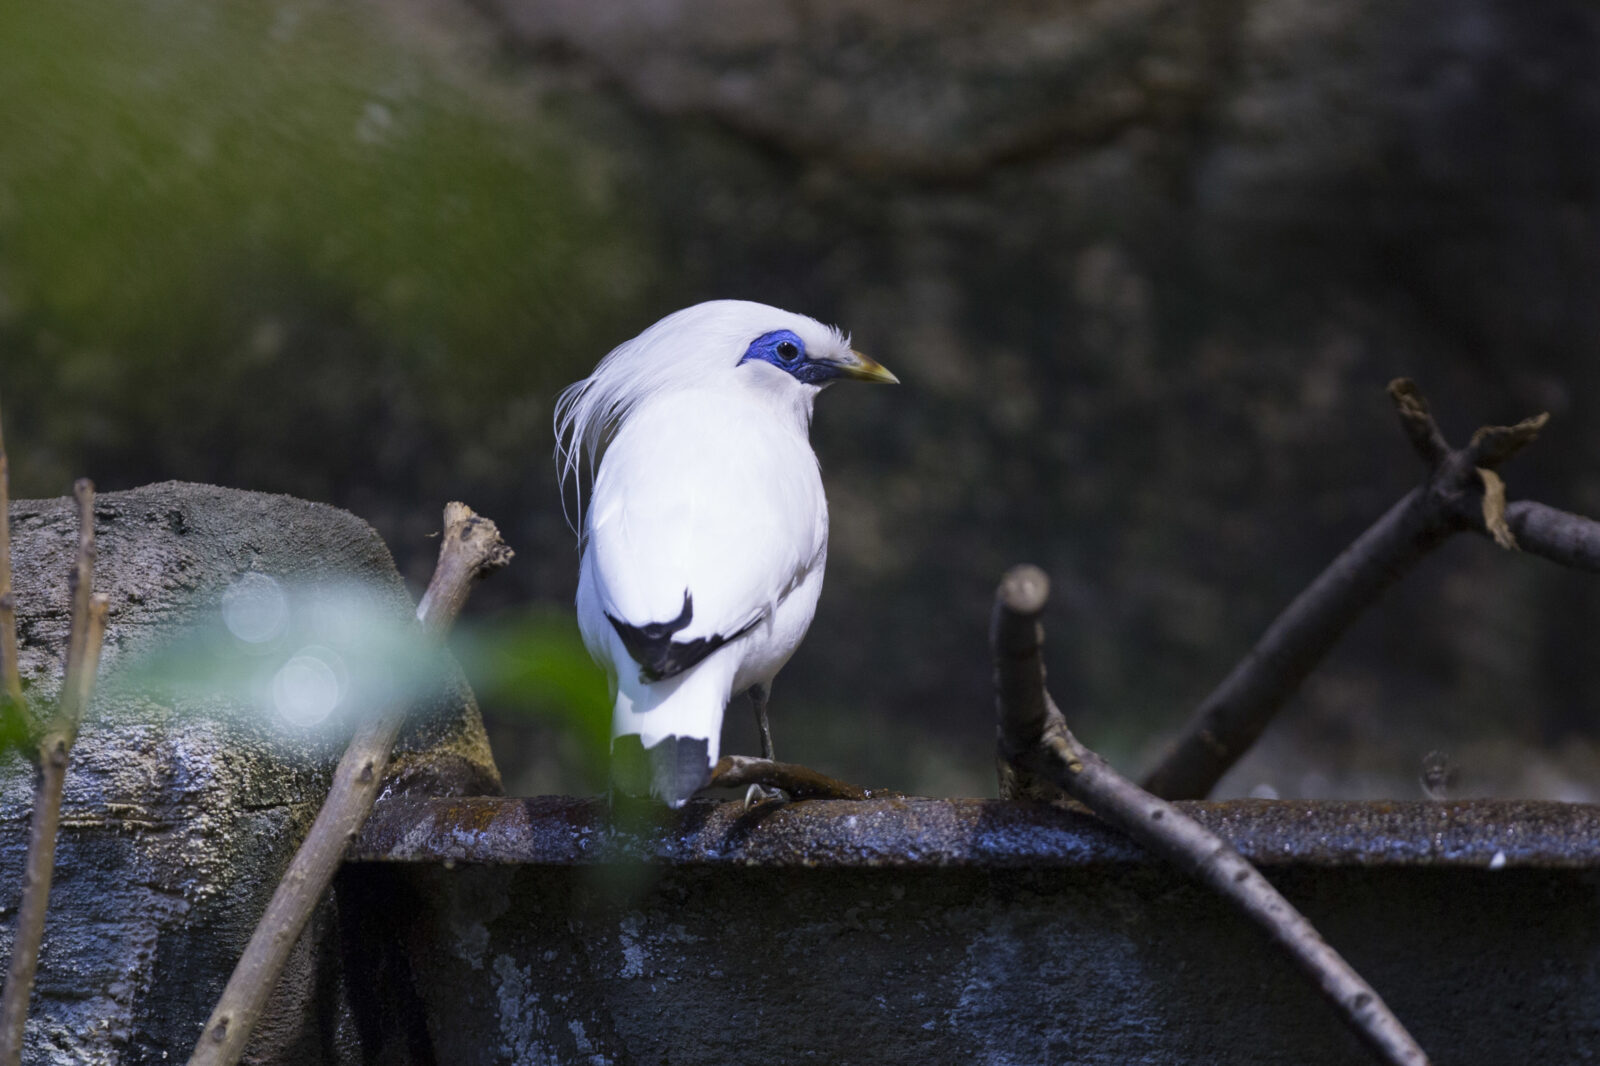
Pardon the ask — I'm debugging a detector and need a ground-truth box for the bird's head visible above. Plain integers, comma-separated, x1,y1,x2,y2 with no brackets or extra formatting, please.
554,300,896,531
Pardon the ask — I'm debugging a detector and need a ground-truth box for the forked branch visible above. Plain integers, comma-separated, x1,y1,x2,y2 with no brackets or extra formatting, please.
0,481,109,1066
188,502,511,1066
992,565,1429,1066
1141,379,1600,800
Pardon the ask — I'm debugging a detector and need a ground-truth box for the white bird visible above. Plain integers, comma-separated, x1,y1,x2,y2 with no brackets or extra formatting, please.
554,300,897,806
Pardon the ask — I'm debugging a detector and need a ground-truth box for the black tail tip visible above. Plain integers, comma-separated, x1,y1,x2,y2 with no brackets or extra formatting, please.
611,734,713,808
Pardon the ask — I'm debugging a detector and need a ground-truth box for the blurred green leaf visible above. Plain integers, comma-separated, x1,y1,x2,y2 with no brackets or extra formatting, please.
0,692,32,757
112,577,456,735
452,606,611,782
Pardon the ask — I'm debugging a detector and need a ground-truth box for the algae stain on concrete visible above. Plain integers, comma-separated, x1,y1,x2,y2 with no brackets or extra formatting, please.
493,953,549,1064
616,913,647,979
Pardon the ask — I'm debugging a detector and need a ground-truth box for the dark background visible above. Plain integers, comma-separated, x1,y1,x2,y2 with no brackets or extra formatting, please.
5,0,1598,800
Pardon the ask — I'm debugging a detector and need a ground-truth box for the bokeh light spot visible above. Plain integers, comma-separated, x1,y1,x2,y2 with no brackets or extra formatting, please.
221,573,289,644
271,647,345,728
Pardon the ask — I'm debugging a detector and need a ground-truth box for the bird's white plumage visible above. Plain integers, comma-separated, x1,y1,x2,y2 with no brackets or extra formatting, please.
555,300,885,806
582,390,825,643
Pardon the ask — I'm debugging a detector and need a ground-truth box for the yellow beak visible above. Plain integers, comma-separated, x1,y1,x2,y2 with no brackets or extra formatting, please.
832,349,900,385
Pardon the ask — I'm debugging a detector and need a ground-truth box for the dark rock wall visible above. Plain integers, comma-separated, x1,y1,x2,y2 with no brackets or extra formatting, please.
5,0,1598,797
474,0,1600,796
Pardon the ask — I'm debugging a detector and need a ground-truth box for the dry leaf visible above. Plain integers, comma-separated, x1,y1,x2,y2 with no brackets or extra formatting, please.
1478,467,1517,550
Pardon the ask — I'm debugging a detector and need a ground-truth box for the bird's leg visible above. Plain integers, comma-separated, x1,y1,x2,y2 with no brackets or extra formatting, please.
743,682,788,808
749,682,775,761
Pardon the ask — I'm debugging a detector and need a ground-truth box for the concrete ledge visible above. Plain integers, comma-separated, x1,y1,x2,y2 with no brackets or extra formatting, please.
340,796,1600,1064
352,795,1600,869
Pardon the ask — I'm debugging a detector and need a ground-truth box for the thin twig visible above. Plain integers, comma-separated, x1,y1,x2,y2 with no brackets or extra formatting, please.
188,502,511,1066
709,755,900,801
0,481,107,1066
0,391,23,709
993,565,1429,1066
1140,379,1583,799
59,482,95,708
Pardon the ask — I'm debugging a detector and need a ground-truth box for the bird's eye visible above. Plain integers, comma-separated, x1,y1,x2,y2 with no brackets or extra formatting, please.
776,340,801,363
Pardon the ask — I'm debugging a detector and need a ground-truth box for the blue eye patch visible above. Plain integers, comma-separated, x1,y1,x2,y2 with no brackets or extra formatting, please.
738,330,844,385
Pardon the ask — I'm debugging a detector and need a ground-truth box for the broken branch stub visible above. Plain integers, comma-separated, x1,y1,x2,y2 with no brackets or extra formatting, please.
1468,413,1550,469
1386,379,1451,468
416,501,515,627
188,502,511,1066
993,564,1052,757
991,566,1430,1066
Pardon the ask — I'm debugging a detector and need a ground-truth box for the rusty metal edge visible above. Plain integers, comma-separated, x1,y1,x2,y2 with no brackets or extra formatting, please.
347,796,1600,870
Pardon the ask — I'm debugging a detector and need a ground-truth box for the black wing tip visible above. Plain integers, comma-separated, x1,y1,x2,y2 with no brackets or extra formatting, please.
607,590,757,683
611,734,713,807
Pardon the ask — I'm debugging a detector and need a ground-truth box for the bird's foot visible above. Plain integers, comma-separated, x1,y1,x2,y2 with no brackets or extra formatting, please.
743,783,791,810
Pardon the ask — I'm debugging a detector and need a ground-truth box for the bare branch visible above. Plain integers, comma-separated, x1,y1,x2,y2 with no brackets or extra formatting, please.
188,502,511,1066
709,755,899,801
1139,486,1454,800
1498,500,1600,572
0,392,21,709
1141,380,1579,800
993,566,1430,1066
60,482,95,718
0,480,106,1066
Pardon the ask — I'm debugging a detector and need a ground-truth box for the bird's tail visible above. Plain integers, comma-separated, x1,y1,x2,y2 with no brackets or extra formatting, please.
610,734,714,808
608,658,732,807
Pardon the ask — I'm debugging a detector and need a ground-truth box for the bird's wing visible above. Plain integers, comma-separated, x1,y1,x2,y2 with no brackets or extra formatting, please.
581,391,826,682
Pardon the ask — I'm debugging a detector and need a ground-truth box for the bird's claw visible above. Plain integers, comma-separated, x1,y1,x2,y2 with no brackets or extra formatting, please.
743,783,790,810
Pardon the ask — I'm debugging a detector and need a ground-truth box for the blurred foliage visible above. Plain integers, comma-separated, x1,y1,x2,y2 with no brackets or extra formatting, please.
100,578,613,789
0,0,651,500
453,606,612,792
113,575,453,728
0,693,33,758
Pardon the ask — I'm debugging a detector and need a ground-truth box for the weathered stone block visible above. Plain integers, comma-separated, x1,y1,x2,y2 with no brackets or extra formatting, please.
0,482,499,1065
